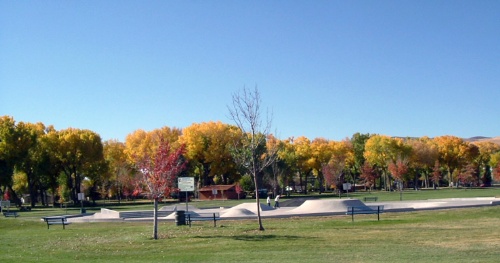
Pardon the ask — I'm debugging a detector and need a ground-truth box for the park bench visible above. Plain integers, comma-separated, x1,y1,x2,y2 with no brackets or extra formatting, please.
186,212,220,227
346,206,384,222
43,216,71,229
363,196,378,202
3,211,18,218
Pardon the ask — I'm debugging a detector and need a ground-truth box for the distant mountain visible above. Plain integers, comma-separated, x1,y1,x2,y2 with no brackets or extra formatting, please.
465,136,500,146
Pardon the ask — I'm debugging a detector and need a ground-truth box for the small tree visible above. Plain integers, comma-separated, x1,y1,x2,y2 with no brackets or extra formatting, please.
322,160,344,193
228,87,278,231
360,162,377,191
388,157,409,190
136,140,186,240
494,162,500,182
430,161,442,189
235,183,243,199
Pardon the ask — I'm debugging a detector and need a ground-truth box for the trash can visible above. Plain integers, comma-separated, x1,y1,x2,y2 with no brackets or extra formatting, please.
175,210,186,226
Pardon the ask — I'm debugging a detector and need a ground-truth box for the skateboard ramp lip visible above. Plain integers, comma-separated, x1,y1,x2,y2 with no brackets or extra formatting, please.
291,199,367,214
221,208,255,218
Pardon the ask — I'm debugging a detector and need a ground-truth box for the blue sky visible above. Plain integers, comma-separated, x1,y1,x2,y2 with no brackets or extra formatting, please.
1,1,499,142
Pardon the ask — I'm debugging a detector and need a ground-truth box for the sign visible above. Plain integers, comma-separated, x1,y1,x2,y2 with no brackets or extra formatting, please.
77,193,85,201
342,183,352,191
178,177,194,191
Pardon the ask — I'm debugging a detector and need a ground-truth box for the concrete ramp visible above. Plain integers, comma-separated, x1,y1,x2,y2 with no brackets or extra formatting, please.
291,199,366,214
231,202,275,213
221,208,256,218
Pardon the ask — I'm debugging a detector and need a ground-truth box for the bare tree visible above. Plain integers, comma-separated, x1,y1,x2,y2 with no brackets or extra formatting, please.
228,86,277,231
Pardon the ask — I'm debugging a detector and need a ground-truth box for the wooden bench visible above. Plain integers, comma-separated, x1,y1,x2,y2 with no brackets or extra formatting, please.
3,211,18,218
43,217,71,229
186,213,220,227
346,206,384,222
363,196,378,202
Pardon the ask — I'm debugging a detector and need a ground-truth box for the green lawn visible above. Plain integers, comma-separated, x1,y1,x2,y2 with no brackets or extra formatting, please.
1,188,500,262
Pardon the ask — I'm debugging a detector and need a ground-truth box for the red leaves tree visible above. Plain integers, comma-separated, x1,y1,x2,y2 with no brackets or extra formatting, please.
235,183,243,199
388,157,409,190
494,163,500,181
430,161,442,189
136,139,187,240
322,160,344,193
360,162,378,191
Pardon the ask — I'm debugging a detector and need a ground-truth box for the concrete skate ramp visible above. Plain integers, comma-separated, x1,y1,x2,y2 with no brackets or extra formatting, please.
291,199,366,214
221,208,255,218
231,202,275,213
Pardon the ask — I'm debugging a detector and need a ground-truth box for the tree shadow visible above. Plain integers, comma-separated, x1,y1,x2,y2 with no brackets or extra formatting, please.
193,234,316,242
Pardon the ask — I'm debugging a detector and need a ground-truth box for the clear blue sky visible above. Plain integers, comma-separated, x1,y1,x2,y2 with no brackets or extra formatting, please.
1,1,499,142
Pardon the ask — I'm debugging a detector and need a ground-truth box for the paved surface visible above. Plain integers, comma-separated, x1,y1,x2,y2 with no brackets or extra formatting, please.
67,197,500,223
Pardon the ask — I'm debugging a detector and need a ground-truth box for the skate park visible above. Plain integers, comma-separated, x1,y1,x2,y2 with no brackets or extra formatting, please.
66,197,500,223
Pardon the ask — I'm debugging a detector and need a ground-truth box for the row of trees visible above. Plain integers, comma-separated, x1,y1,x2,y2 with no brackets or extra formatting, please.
2,115,500,208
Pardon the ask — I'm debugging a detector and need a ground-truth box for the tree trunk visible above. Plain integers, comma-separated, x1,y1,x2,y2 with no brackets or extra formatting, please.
153,198,159,239
254,171,264,231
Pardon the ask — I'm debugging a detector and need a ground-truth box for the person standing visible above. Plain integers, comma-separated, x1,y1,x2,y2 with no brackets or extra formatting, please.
274,194,280,208
266,196,271,207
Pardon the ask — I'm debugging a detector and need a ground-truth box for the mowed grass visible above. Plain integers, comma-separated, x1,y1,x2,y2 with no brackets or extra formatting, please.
1,205,500,262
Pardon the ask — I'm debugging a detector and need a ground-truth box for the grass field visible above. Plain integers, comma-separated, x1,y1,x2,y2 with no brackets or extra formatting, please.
1,188,500,262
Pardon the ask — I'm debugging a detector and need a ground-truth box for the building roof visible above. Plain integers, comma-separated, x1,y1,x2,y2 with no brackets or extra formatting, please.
199,184,236,192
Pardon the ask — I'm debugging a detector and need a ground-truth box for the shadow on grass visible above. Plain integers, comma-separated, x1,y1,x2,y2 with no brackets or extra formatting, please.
193,234,313,242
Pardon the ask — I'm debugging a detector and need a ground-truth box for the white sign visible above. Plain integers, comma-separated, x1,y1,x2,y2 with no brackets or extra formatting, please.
342,183,352,191
178,177,195,191
78,193,85,201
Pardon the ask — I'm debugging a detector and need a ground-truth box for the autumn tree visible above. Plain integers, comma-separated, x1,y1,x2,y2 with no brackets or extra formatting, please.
434,136,477,187
136,140,187,240
103,140,135,202
309,138,333,193
14,121,47,207
430,161,442,189
388,157,409,193
359,161,378,191
350,133,371,185
408,137,438,188
0,116,25,205
491,152,500,182
180,121,241,187
228,87,278,231
56,128,105,203
266,134,284,195
293,136,314,194
364,135,412,190
277,138,298,194
321,140,354,192
475,142,500,186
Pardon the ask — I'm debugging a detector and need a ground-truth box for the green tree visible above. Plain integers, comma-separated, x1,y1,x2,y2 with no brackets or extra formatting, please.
350,133,371,185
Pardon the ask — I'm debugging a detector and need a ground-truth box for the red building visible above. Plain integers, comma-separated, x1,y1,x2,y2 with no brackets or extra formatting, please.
198,184,245,200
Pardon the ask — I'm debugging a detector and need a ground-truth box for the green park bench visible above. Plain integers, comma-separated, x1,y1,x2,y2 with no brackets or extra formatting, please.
346,206,384,222
186,212,220,227
3,211,18,218
43,216,71,229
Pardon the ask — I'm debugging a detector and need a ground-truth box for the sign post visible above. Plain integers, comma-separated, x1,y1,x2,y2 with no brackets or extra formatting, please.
178,177,194,212
343,183,352,198
78,193,85,213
